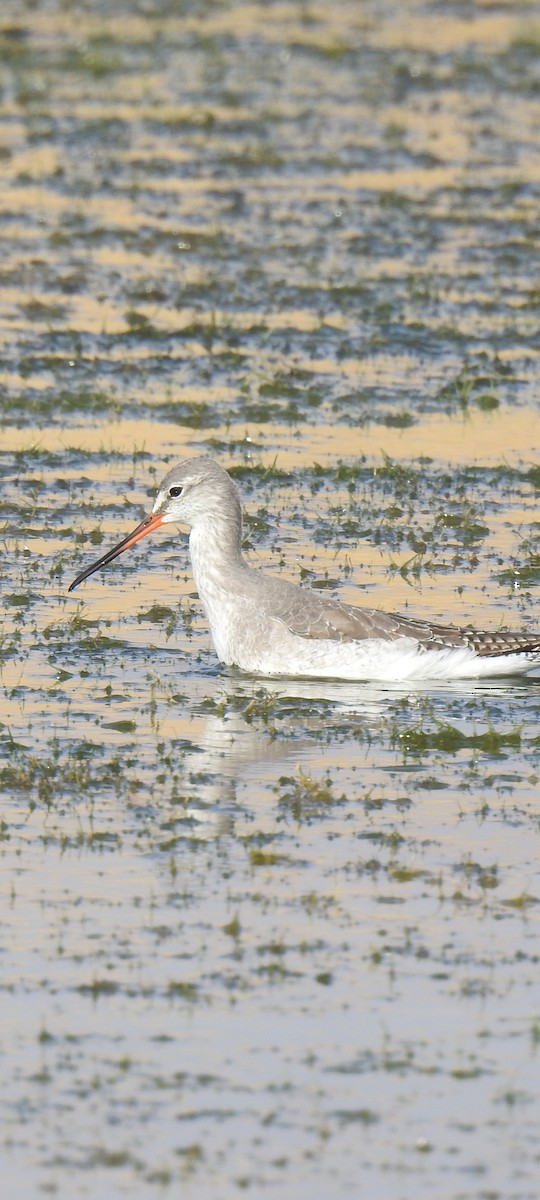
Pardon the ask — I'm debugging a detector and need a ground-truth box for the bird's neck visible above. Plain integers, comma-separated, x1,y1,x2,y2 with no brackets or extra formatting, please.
189,511,249,598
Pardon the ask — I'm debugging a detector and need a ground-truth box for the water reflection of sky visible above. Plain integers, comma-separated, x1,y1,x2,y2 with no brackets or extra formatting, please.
2,1,540,1196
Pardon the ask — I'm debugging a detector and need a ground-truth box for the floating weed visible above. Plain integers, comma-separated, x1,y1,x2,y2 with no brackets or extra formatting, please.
124,310,163,339
383,410,415,429
197,688,332,740
176,1143,204,1177
362,789,412,813
232,462,292,488
255,961,301,981
478,869,499,891
158,399,221,429
276,770,343,822
0,740,128,806
497,1089,533,1109
388,551,426,583
1,754,89,806
257,940,287,957
250,848,287,867
501,893,539,910
4,591,33,607
526,468,540,491
79,979,120,1000
241,691,280,728
397,723,522,758
334,1107,378,1125
436,364,503,414
434,505,490,545
497,556,540,588
449,1066,484,1080
456,858,499,892
373,453,421,493
138,604,176,625
359,830,405,848
167,981,198,1000
5,388,115,423
223,914,241,940
476,393,499,412
388,866,427,884
0,629,23,658
102,720,137,734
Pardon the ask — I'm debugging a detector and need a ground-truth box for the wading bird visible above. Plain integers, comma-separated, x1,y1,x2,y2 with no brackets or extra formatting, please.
69,456,540,682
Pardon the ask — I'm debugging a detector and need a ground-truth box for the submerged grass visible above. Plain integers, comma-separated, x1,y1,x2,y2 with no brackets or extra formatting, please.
1,5,540,1197
0,737,126,807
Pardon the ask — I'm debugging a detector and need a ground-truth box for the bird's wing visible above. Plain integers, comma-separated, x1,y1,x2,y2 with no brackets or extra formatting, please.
275,591,540,658
280,594,468,648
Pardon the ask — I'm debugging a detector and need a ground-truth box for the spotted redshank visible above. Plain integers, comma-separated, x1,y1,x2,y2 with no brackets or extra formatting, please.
69,456,540,681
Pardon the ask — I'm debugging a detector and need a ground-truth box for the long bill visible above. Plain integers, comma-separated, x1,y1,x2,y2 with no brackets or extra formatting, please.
68,511,165,593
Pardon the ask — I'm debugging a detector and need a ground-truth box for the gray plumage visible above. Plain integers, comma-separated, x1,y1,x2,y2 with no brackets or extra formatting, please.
69,455,540,679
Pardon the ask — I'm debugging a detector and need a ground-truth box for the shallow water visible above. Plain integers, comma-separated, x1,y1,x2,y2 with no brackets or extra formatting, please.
2,1,540,1197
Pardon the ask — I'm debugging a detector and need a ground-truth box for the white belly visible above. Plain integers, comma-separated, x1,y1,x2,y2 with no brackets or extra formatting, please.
200,592,540,682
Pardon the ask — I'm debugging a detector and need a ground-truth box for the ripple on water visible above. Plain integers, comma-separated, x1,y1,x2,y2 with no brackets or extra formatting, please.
2,1,540,1196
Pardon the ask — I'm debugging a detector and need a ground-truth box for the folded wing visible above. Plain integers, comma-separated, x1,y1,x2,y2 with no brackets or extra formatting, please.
277,591,540,659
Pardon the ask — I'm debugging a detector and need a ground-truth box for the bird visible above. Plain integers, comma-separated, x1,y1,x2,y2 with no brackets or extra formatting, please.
68,455,540,682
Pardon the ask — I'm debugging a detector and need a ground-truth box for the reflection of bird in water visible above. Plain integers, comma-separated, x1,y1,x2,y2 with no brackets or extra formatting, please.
69,457,540,682
158,685,322,840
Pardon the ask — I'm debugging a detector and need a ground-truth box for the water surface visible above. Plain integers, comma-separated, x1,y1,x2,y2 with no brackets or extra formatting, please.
1,2,540,1197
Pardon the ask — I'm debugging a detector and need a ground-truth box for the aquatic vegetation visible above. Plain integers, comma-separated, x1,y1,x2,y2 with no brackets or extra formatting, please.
1,2,540,1198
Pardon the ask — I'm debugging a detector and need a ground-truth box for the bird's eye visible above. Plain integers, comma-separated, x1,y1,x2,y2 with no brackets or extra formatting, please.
169,486,183,498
